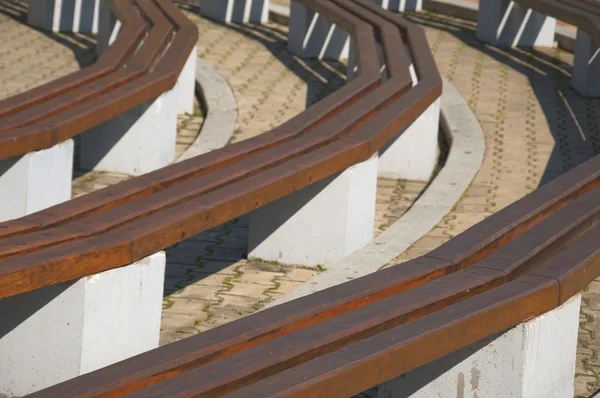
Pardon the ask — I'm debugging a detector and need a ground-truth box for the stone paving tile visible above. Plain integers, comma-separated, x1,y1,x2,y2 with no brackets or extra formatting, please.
10,2,597,393
373,12,600,396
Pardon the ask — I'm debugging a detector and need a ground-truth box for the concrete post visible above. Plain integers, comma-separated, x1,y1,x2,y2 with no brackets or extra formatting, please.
378,294,581,397
199,0,269,24
572,29,600,97
78,86,178,176
28,0,100,33
374,0,422,13
288,0,350,61
174,47,198,115
0,252,165,397
476,0,556,47
378,44,440,181
0,139,73,223
248,154,378,266
96,0,119,57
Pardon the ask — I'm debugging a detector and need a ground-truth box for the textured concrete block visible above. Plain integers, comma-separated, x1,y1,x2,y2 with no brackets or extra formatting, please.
96,0,119,57
248,155,378,266
378,43,440,181
175,47,198,115
78,88,177,176
572,29,600,97
199,0,269,24
378,294,581,398
0,252,165,396
28,0,100,33
288,0,350,61
476,0,556,47
0,139,73,222
374,0,422,12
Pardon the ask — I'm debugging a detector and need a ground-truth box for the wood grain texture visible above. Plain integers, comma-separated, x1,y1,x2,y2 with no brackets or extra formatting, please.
0,0,198,159
12,0,600,397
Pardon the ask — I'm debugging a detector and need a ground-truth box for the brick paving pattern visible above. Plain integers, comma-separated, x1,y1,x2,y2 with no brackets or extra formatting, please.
3,0,600,394
379,12,600,396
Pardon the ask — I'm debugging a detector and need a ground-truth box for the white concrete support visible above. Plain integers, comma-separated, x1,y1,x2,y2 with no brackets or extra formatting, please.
96,0,119,57
248,154,378,266
288,0,350,61
572,29,600,97
199,0,269,24
378,44,440,181
0,139,73,223
374,0,422,13
379,98,440,181
0,252,165,397
378,294,581,398
476,0,556,47
175,47,198,115
78,87,178,176
28,0,100,33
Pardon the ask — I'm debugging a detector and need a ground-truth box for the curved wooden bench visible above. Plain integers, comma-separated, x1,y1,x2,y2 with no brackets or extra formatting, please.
476,0,600,96
0,0,198,159
16,1,600,397
0,0,442,300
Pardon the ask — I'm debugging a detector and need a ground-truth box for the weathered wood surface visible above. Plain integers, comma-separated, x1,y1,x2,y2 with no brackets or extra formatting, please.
8,0,600,397
0,0,198,159
0,0,440,300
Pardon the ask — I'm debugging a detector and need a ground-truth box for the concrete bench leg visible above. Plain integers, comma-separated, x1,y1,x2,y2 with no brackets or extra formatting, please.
374,0,422,12
248,154,378,266
378,44,440,181
96,0,118,57
28,0,100,33
78,87,178,176
572,30,600,97
175,48,198,115
199,0,269,24
0,252,165,397
476,0,556,47
288,0,350,61
377,293,581,397
0,139,73,223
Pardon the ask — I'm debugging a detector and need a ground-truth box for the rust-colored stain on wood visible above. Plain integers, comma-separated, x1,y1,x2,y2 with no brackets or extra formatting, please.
2,0,600,397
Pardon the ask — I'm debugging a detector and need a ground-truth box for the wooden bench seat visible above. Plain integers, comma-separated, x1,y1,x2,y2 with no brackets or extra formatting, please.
0,0,197,159
28,152,600,397
476,0,600,96
8,0,600,396
0,0,441,300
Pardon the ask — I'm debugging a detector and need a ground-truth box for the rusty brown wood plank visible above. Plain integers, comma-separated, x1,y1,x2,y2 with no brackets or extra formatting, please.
0,0,145,118
220,276,558,398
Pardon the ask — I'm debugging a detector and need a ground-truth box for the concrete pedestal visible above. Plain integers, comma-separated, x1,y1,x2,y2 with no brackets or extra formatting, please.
78,88,178,176
378,43,440,181
476,0,556,47
0,139,73,223
572,30,600,97
0,252,165,397
288,0,350,61
28,0,100,33
374,0,422,12
175,47,198,115
378,294,581,398
199,0,269,24
378,98,440,181
96,0,119,57
248,154,378,266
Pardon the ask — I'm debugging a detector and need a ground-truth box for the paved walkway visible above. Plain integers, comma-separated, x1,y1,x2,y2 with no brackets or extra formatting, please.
2,1,600,395
385,12,600,396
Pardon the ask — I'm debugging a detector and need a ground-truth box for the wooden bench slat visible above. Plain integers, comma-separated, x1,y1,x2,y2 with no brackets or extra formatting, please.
220,275,558,398
0,0,145,118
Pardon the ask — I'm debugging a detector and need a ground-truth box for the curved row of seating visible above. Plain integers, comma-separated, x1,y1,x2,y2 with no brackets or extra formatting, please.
19,0,600,397
0,0,197,159
0,0,441,300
